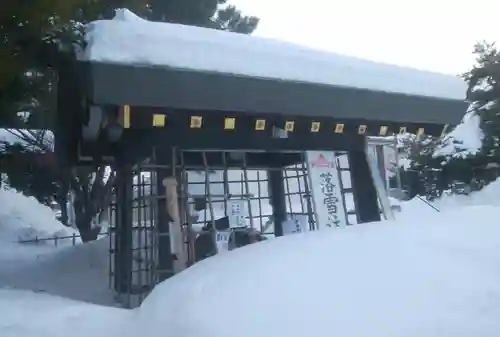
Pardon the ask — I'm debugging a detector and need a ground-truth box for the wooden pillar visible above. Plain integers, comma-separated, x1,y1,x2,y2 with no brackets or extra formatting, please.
163,176,188,274
349,150,381,223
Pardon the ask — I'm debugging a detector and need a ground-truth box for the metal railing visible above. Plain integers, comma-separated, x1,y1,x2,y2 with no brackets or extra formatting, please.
18,232,109,247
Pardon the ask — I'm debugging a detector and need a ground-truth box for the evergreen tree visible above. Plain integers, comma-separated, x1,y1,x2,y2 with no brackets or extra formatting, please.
465,42,500,161
1,0,260,241
1,0,258,127
145,0,258,33
0,0,81,126
407,41,500,199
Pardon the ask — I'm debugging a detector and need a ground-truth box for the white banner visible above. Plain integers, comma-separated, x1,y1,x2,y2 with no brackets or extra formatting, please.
228,200,246,228
306,151,348,228
282,214,310,235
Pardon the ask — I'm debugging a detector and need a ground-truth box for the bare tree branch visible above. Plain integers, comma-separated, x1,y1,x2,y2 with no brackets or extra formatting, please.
3,126,116,242
4,128,52,153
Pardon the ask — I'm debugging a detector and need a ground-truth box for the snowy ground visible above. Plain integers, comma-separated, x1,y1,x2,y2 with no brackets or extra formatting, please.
137,205,500,337
0,187,78,271
2,183,500,336
0,289,131,337
0,187,116,306
0,187,76,243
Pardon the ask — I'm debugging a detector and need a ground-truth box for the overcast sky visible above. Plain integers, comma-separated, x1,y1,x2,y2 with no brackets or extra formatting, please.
231,0,499,75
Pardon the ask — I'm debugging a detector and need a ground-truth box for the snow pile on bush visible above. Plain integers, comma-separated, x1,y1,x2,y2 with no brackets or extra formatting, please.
0,187,75,242
433,109,484,160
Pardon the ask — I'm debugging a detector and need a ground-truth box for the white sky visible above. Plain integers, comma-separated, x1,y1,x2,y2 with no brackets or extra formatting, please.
231,0,499,75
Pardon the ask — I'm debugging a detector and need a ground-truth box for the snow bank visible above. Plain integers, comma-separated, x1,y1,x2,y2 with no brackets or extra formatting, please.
394,176,500,216
395,197,443,221
434,178,500,209
0,238,114,306
0,187,75,242
136,205,500,337
0,289,130,337
0,186,79,278
82,9,466,100
2,185,500,337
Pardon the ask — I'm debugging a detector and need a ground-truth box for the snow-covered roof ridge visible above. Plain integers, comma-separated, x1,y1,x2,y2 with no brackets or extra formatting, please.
81,9,467,101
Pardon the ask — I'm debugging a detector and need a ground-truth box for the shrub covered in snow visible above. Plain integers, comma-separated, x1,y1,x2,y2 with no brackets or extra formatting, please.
0,186,76,242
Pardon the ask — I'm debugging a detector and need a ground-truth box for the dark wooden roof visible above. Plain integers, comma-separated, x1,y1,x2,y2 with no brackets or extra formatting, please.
79,61,467,126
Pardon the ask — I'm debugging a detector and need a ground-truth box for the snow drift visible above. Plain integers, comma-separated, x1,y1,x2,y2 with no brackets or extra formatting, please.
1,187,500,337
2,145,500,337
0,238,114,306
0,289,130,337
136,205,500,337
0,187,75,242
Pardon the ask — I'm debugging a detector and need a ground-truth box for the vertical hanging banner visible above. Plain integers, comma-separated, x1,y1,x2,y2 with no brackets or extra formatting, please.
228,199,247,228
282,214,310,235
306,151,348,229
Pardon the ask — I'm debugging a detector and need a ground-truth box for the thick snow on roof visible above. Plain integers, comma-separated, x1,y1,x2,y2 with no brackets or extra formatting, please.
82,9,467,100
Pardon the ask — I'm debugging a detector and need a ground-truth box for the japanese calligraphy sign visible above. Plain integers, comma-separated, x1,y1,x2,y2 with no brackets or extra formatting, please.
306,151,348,229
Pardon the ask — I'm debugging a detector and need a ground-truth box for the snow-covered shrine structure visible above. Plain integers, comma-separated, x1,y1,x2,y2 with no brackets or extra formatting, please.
55,9,468,307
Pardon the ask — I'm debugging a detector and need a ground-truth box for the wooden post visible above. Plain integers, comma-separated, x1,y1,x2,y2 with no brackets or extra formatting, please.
163,177,187,273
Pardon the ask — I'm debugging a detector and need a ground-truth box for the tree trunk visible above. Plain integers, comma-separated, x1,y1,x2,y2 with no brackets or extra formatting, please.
58,196,68,226
79,225,101,242
56,180,70,226
74,207,101,242
70,166,115,243
73,193,101,243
